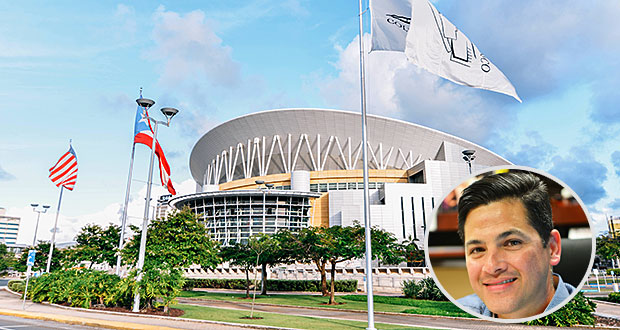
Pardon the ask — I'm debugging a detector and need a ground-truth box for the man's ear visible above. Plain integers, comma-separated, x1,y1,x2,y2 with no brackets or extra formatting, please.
548,229,561,266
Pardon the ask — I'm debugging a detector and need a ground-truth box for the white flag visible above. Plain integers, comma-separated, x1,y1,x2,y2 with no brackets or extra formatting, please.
405,0,521,102
370,0,411,52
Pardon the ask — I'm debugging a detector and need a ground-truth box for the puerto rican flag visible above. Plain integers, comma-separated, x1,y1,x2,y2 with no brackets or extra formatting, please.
134,104,176,195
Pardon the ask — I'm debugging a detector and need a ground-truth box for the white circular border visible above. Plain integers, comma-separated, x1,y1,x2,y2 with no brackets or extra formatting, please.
424,165,597,323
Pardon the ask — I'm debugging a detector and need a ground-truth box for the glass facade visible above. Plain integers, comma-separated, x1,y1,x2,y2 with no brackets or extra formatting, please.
172,191,320,245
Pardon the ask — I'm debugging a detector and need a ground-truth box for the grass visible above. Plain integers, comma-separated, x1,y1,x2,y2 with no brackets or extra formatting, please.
179,291,472,318
176,303,440,330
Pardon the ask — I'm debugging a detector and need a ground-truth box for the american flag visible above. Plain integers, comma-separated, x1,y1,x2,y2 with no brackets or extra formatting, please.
49,145,78,191
134,103,176,195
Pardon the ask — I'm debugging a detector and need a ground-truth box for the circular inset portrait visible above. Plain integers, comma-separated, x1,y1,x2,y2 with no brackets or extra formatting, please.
425,166,594,322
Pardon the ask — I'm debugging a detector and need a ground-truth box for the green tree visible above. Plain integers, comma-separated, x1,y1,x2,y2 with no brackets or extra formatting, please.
0,243,16,273
596,235,620,263
15,242,63,273
281,224,404,302
279,227,332,296
249,232,291,295
63,223,120,268
369,227,405,266
402,236,425,267
220,242,256,298
324,225,365,304
122,208,220,313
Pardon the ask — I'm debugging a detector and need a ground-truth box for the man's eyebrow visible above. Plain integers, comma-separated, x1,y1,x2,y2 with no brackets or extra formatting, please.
496,229,527,242
465,239,483,246
464,230,528,247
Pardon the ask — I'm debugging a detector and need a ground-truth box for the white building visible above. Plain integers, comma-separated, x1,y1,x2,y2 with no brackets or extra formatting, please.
170,108,511,247
0,208,20,245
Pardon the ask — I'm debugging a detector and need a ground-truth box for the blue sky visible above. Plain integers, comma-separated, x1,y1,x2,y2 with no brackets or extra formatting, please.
1,1,618,244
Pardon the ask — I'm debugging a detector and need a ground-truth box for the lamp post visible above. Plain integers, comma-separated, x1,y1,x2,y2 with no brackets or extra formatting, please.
132,98,179,313
462,149,476,174
254,180,273,294
255,181,274,233
30,204,50,247
23,203,49,309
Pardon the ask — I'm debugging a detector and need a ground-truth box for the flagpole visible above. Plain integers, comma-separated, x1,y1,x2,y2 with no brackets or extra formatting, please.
45,186,64,273
116,143,136,276
357,0,375,329
133,117,160,312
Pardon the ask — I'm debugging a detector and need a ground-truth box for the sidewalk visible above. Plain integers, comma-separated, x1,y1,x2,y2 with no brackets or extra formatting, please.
0,288,282,330
2,286,618,330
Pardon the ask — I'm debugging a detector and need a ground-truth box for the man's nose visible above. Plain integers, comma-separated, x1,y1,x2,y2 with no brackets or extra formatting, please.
481,248,507,275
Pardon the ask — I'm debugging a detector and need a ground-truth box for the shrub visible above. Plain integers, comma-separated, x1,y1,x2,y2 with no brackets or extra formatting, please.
402,279,421,298
8,279,24,293
607,292,620,303
607,268,620,275
525,292,596,327
183,278,357,292
402,277,447,301
28,269,122,308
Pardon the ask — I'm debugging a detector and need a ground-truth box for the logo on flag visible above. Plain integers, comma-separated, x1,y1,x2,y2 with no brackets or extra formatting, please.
370,0,412,52
133,103,177,195
49,145,78,191
370,0,521,102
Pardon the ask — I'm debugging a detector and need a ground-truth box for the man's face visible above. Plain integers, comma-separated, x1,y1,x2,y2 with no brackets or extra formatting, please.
463,198,557,318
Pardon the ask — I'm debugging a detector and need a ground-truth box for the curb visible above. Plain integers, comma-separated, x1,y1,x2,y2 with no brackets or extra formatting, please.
0,309,178,330
1,288,292,330
46,302,297,330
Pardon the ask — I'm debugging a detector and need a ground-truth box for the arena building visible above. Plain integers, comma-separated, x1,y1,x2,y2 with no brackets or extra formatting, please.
169,108,511,247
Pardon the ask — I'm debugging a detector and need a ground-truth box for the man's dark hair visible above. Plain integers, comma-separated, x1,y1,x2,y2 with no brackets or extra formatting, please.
457,171,553,247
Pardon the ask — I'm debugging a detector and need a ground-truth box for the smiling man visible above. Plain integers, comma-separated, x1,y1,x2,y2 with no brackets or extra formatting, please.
455,171,575,319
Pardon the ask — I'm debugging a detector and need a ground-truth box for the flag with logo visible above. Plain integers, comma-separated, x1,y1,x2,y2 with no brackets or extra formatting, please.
134,104,177,195
404,0,521,102
369,0,521,102
49,145,78,191
370,0,411,52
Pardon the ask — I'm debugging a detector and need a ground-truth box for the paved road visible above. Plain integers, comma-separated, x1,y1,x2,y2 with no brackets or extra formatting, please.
0,314,101,329
0,279,9,287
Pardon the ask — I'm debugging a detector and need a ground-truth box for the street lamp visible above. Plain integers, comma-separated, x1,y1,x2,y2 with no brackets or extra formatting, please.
255,181,275,231
30,204,50,247
462,149,476,174
132,98,179,313
23,203,49,309
254,180,274,294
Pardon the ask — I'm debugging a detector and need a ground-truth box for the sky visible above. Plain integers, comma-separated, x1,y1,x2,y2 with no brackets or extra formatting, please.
1,1,619,245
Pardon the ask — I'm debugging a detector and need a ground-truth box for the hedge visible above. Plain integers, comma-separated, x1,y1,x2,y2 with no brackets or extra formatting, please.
402,277,448,301
183,278,358,292
525,292,596,327
606,268,620,275
8,279,24,293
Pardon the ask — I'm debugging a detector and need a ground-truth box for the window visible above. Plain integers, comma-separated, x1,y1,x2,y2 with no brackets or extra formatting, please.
411,197,417,241
400,197,406,239
421,197,427,231
410,171,424,183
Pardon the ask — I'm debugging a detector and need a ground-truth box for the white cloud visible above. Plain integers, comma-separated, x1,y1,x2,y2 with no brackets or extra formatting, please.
318,34,515,143
150,7,241,89
8,178,197,245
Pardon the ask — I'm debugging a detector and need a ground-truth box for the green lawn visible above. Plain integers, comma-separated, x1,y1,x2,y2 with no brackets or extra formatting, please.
176,303,440,330
179,291,472,318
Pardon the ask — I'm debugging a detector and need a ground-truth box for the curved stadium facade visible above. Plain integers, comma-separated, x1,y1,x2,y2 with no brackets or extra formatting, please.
170,108,511,247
